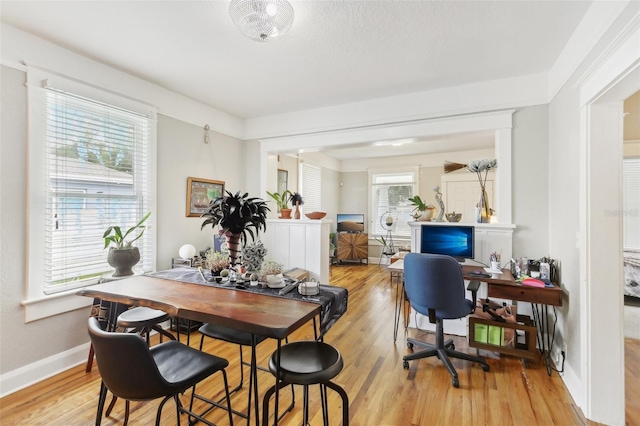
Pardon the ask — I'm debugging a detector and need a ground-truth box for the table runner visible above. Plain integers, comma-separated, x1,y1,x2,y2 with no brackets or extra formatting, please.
148,268,348,337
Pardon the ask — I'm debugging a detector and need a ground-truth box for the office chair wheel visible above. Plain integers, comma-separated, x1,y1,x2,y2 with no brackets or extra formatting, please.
403,360,410,370
407,342,414,350
482,364,490,372
447,343,455,350
452,378,459,388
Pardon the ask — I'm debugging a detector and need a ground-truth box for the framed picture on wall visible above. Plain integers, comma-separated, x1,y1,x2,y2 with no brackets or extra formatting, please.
277,169,288,193
186,177,225,217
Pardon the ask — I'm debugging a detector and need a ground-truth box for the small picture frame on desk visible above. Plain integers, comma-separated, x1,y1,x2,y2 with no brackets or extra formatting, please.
539,262,550,280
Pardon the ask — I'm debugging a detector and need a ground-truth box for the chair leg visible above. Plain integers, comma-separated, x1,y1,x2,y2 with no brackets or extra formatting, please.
86,344,95,373
105,393,118,416
324,381,350,426
95,381,108,426
437,348,459,382
123,400,130,426
445,347,490,368
156,395,174,426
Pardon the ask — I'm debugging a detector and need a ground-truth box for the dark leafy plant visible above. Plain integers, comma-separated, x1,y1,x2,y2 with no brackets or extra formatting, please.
103,211,151,249
289,192,304,205
201,190,270,243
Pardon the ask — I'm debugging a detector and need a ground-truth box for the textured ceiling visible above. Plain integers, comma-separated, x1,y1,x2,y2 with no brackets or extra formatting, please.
1,0,591,120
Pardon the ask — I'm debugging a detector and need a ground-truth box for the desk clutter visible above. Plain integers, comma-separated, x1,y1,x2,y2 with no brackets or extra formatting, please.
511,256,558,283
469,298,538,360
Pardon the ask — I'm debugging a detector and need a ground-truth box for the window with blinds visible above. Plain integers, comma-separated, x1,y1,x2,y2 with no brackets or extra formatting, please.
370,170,416,238
35,86,154,294
300,162,321,213
623,157,640,251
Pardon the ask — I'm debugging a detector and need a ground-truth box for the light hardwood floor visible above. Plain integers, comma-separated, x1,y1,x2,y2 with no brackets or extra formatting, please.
1,263,638,425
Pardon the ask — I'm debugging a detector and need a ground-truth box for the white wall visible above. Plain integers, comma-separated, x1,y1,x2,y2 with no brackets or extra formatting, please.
156,115,245,270
511,104,550,258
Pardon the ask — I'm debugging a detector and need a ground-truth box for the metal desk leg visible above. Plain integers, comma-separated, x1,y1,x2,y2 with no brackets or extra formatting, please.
531,303,554,376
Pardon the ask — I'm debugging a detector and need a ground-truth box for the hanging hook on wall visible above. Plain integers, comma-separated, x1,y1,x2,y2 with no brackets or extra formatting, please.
204,124,210,144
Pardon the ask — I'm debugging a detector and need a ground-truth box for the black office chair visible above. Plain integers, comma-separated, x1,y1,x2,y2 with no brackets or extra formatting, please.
88,317,234,426
402,253,490,388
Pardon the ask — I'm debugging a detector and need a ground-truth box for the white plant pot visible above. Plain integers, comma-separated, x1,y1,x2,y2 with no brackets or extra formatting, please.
266,273,285,288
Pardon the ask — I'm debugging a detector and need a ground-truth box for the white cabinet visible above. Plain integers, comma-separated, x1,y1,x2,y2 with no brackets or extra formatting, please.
262,219,331,284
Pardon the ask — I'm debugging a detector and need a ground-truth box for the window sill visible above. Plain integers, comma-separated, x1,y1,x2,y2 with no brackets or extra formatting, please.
21,290,92,323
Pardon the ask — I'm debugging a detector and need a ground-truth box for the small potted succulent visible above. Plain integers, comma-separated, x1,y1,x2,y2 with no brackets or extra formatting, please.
103,211,151,277
266,189,292,219
204,249,229,276
259,258,284,287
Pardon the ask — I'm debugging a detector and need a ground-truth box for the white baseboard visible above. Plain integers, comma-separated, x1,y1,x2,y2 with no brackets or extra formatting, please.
0,322,175,398
559,360,583,416
0,342,90,398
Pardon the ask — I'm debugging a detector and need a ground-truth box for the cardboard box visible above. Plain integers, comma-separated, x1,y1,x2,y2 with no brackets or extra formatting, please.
283,268,310,282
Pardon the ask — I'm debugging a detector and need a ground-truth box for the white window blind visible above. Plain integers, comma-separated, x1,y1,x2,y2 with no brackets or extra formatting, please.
623,157,640,251
35,85,154,294
371,170,416,238
300,162,321,213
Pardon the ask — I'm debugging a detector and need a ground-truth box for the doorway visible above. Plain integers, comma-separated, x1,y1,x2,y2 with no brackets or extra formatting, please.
581,57,639,424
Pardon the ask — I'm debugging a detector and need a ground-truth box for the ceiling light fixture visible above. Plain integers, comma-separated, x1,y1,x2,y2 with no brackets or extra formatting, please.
229,0,294,42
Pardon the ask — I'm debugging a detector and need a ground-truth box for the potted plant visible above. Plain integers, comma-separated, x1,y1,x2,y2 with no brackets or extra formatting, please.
103,211,151,277
329,232,336,258
201,190,270,268
259,258,284,287
266,189,292,219
408,195,436,221
289,192,304,219
204,249,230,276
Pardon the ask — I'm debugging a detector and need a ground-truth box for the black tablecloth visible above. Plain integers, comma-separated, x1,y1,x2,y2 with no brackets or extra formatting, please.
147,268,348,337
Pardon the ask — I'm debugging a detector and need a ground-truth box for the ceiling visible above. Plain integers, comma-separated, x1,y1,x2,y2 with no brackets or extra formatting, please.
1,0,594,159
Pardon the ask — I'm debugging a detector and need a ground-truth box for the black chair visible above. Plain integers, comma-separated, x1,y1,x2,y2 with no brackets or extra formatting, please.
263,341,349,425
401,253,490,388
88,317,234,426
197,323,267,423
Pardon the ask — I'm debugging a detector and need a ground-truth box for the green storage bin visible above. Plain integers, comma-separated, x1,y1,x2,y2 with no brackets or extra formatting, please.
488,325,505,346
474,323,488,343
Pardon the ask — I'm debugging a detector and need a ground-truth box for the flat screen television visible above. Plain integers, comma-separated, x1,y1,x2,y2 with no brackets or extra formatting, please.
420,224,475,262
337,213,365,233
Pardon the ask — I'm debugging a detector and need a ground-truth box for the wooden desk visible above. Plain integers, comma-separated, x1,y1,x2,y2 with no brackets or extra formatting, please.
390,260,562,373
391,260,562,307
460,265,563,307
78,275,323,426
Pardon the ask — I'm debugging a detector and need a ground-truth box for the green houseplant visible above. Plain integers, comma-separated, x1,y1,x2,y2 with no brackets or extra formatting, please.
103,211,151,277
408,195,436,221
266,189,292,219
201,190,270,267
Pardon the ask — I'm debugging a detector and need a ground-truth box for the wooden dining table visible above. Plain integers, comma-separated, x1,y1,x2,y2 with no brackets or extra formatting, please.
77,274,328,425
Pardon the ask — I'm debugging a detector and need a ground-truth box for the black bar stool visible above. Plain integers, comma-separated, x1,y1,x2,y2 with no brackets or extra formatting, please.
116,306,176,344
262,341,349,425
196,323,295,425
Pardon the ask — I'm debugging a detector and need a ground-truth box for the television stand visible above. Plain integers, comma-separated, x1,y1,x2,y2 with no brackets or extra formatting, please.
337,233,368,264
